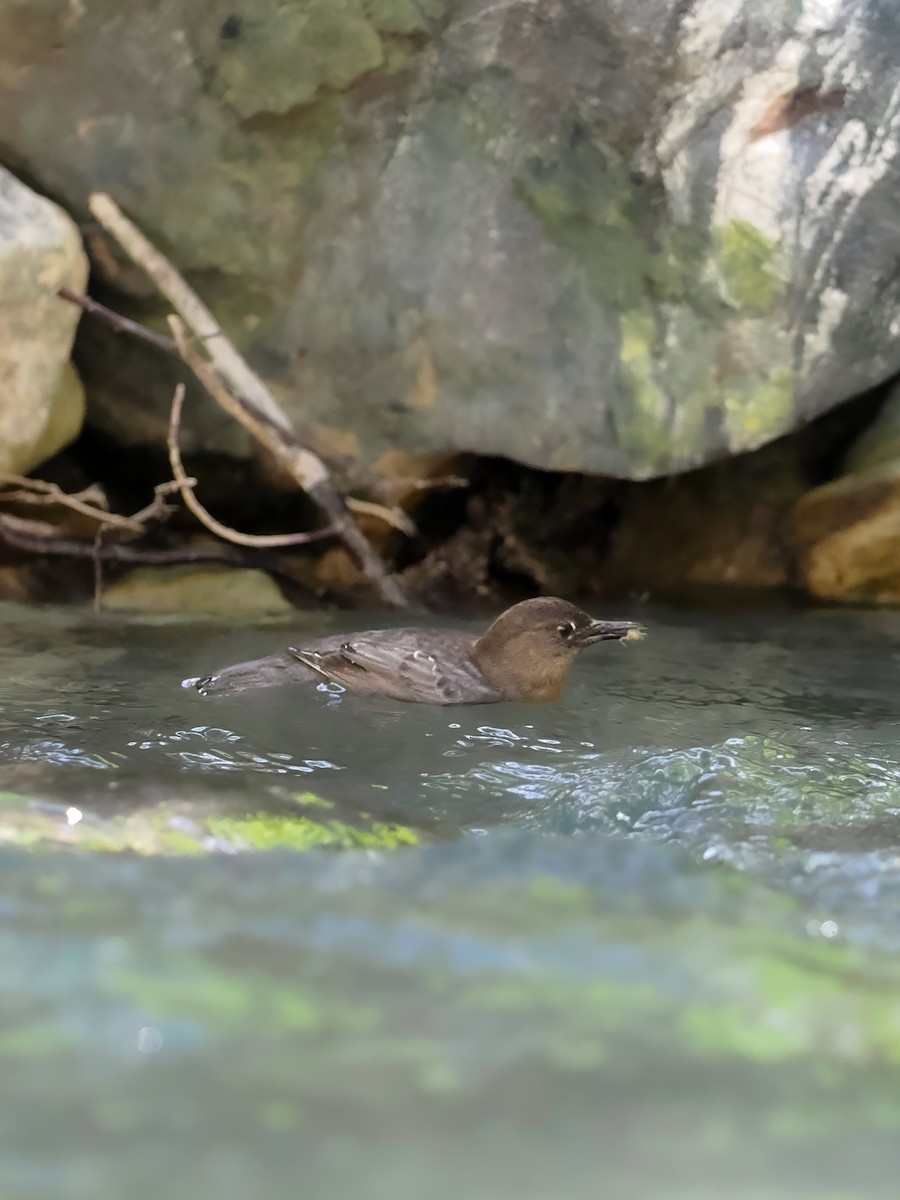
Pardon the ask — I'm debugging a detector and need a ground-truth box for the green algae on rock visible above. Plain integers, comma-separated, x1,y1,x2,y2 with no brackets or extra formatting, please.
0,791,421,855
713,220,783,316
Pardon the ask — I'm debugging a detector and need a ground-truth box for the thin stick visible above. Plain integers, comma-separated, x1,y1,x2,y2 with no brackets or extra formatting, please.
92,526,105,611
88,192,408,606
59,287,418,538
0,471,144,532
0,513,60,538
166,384,334,549
169,318,409,604
0,512,309,575
57,287,176,355
126,479,184,528
89,193,291,433
346,496,416,536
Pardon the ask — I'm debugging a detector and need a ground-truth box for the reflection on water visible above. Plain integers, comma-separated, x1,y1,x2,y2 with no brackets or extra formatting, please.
2,601,900,1198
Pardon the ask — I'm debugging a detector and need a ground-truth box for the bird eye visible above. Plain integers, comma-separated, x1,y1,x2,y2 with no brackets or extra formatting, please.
557,621,576,639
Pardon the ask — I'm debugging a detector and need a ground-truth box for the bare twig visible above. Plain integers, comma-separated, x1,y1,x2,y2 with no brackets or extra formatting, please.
59,282,418,554
126,479,190,528
170,316,410,603
0,512,310,575
57,286,176,355
92,525,105,611
87,192,408,606
0,513,60,539
89,193,291,433
0,471,143,532
126,480,179,528
166,384,334,549
345,497,416,535
406,475,469,491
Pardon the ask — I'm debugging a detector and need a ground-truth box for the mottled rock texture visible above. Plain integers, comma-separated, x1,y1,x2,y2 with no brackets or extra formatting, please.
100,565,294,617
790,380,900,603
0,167,87,473
2,0,898,477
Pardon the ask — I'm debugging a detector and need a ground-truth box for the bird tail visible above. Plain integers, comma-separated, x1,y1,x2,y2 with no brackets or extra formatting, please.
183,652,299,698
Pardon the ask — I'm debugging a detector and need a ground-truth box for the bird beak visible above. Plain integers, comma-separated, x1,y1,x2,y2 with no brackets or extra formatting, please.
574,620,645,647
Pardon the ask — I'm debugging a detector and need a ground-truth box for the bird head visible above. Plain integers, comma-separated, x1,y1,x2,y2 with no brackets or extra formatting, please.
472,597,644,702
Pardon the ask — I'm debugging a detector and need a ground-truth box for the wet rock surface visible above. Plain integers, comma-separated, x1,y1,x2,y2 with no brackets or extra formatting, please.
4,601,900,1197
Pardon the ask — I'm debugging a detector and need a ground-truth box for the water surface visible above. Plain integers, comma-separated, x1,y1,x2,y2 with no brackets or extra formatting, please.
3,600,900,1199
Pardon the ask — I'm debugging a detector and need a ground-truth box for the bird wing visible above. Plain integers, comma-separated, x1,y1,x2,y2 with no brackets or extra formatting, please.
289,630,501,705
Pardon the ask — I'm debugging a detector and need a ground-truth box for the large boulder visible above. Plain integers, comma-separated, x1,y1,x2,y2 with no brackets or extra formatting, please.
0,167,87,474
1,0,898,478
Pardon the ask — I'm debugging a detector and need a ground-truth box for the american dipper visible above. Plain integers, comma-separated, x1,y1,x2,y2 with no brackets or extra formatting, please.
191,597,644,706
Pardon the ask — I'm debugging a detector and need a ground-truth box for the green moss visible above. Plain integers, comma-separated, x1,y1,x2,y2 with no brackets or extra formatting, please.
647,223,720,312
721,368,795,449
0,822,45,849
292,790,335,811
363,0,446,34
715,220,782,314
616,307,718,474
155,97,341,279
208,0,437,111
528,875,595,915
681,949,865,1064
211,1,384,118
619,309,661,410
131,814,207,856
515,122,653,311
0,791,419,855
206,813,419,851
0,1025,71,1060
517,129,782,320
510,116,799,471
617,309,672,470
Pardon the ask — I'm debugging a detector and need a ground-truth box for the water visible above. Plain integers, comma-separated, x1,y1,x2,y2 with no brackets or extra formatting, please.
3,599,900,1199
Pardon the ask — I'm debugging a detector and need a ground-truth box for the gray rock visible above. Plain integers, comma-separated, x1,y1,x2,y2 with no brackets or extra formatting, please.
0,168,87,473
2,0,898,477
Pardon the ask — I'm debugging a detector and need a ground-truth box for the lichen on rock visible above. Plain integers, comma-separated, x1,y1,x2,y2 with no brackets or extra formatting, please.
1,0,894,481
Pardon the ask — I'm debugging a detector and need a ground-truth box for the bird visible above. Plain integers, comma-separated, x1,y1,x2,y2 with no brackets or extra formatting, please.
189,597,645,707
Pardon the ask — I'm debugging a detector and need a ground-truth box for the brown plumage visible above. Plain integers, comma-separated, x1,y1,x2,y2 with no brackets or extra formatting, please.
191,597,644,706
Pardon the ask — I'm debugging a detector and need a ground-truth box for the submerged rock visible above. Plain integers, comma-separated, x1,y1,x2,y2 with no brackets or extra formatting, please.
0,168,87,473
0,789,420,855
99,565,295,618
1,2,898,477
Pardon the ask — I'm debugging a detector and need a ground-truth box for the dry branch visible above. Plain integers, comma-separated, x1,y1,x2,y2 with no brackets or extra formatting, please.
345,497,416,535
0,471,143,532
87,192,408,606
0,511,293,570
166,383,333,549
58,287,418,539
127,479,185,528
170,319,409,602
57,286,175,355
89,193,291,434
